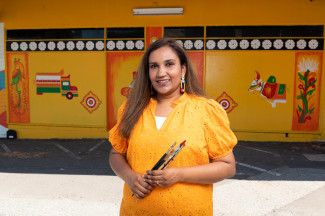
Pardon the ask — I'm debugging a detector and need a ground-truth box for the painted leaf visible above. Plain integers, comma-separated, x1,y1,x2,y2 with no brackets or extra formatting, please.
306,89,315,96
296,94,303,100
309,107,315,114
298,72,306,81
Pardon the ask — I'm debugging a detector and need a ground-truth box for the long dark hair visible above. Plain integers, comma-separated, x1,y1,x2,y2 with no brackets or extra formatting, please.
119,38,205,139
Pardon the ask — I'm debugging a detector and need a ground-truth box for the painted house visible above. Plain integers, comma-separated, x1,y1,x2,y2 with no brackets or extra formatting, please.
0,0,324,142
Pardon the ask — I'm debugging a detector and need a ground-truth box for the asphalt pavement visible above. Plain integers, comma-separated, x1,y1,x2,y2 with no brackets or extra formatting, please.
0,139,324,215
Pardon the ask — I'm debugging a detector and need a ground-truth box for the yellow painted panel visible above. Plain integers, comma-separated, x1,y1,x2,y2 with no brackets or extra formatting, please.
206,51,295,132
29,52,107,127
1,0,325,28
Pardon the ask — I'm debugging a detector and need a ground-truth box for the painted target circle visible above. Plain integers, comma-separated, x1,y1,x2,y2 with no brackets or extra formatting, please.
220,99,230,110
86,97,96,108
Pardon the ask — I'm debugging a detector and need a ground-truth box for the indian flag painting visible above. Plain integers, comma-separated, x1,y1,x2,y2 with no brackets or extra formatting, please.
0,23,8,137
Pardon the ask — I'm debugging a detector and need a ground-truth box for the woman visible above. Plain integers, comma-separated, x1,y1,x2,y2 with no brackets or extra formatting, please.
109,38,237,215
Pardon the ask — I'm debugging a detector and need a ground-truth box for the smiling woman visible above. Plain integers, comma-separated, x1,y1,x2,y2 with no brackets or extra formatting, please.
108,38,238,215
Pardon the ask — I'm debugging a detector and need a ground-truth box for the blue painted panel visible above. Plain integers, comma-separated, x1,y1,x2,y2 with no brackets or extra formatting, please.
0,70,5,90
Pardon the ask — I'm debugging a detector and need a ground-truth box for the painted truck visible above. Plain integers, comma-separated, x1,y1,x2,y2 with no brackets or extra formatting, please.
36,70,78,100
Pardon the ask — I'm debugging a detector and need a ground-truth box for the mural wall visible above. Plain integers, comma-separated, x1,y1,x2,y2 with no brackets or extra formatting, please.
0,23,8,137
6,29,107,135
3,25,325,139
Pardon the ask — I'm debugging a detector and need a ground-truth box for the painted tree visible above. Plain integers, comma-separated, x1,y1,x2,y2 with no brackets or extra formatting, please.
296,58,318,123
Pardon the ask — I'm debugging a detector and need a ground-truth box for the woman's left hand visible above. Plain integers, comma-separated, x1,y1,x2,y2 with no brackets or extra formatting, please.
144,168,181,188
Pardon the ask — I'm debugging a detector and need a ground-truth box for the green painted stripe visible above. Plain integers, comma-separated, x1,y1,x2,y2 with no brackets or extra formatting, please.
37,87,61,93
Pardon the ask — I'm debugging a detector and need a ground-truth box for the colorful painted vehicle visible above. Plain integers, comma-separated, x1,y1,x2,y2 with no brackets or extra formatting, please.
36,70,78,100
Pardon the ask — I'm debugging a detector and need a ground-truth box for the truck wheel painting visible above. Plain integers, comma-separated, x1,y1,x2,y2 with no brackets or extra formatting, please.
36,70,78,100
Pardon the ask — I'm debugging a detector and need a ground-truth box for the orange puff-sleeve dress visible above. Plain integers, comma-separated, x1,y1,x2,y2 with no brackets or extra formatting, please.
109,93,237,215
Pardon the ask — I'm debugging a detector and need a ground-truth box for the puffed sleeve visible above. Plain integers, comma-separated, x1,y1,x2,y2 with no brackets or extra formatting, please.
108,102,128,154
203,99,237,160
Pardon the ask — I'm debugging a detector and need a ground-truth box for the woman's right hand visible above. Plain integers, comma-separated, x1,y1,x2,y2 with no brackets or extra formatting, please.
126,172,154,199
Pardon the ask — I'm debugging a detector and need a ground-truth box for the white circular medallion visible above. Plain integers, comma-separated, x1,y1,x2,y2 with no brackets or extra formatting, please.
285,39,295,49
297,39,307,49
95,41,104,50
262,40,272,49
273,39,283,49
38,42,47,51
126,40,135,50
184,40,193,49
116,41,125,50
107,41,115,50
251,39,261,49
206,40,216,50
76,41,85,50
86,41,95,50
194,40,203,50
47,41,56,50
10,42,19,51
57,41,65,50
176,40,183,47
66,41,75,50
29,42,37,51
20,42,28,51
217,40,227,49
308,39,318,49
239,40,249,49
228,40,238,49
135,40,144,50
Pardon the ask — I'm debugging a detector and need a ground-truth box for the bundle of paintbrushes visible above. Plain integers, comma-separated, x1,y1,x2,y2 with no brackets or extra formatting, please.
151,140,186,170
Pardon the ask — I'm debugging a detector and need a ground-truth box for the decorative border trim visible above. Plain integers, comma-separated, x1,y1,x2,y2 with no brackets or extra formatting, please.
106,40,144,51
6,38,324,51
7,40,105,51
175,39,204,50
205,38,323,50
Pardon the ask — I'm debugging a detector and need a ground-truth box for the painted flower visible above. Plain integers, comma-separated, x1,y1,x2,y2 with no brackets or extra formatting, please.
298,58,319,72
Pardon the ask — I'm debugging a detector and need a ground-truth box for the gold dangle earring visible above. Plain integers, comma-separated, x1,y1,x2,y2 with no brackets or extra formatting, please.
180,76,185,94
